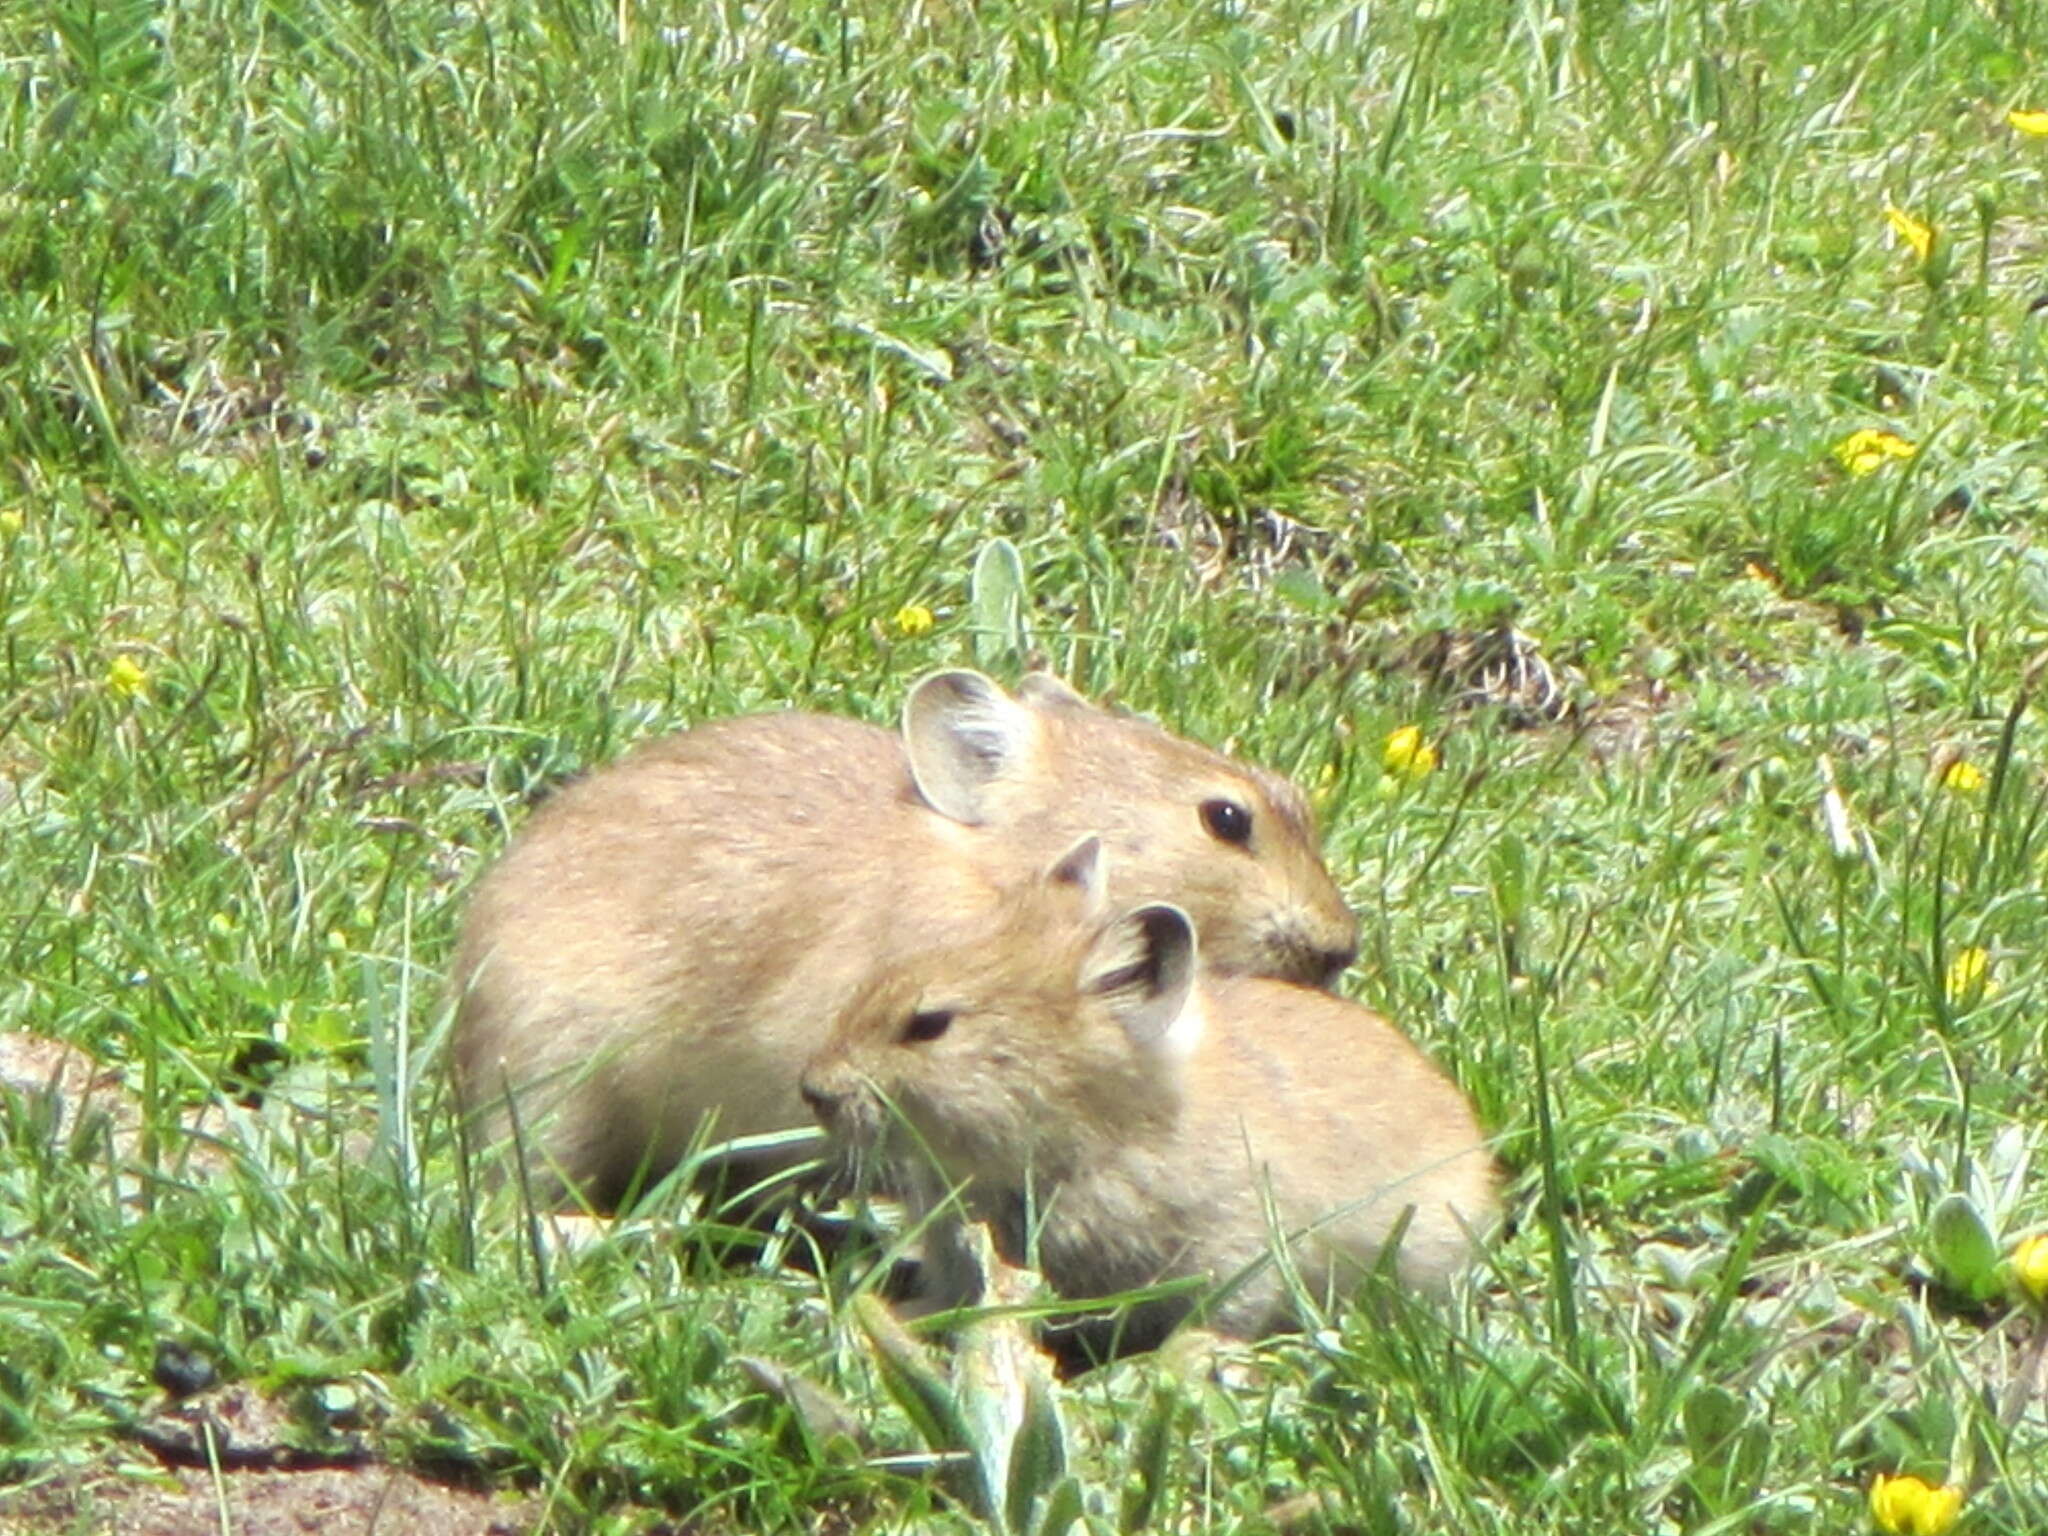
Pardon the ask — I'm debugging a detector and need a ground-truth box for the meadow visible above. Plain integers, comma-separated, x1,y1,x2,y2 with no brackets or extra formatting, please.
4,0,2048,1529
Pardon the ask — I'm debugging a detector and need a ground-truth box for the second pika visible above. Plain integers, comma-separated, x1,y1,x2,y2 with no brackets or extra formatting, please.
801,838,1497,1348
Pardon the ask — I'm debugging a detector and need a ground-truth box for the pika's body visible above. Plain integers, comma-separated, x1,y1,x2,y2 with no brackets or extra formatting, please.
452,673,1357,1207
802,842,1495,1346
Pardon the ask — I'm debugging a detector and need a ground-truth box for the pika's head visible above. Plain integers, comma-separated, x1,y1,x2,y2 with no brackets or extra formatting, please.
903,671,1357,987
800,837,1199,1190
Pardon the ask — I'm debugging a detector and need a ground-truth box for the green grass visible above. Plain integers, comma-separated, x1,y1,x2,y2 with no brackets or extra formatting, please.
5,0,2048,1528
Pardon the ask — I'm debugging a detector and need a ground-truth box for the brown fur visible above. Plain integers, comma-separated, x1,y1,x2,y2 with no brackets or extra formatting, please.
450,673,1357,1207
802,842,1496,1346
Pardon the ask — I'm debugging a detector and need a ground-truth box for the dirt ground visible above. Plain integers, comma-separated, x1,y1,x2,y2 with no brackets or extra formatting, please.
0,1462,538,1536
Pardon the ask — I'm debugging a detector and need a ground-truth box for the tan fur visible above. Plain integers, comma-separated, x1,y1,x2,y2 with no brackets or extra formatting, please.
451,673,1357,1207
801,844,1496,1346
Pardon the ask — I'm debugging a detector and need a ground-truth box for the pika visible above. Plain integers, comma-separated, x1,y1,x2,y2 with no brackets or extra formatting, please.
800,837,1497,1348
451,671,1357,1208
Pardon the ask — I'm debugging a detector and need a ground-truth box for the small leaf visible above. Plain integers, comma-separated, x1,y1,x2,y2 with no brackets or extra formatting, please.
1927,1192,2002,1302
970,537,1030,670
953,1331,1021,1524
951,1225,1068,1532
837,318,955,383
1032,1474,1085,1536
1681,1385,1746,1458
1488,833,1529,928
734,1356,867,1461
1682,1385,1764,1510
1986,1123,2034,1217
1003,1367,1068,1535
1731,1421,1770,1491
1272,567,1331,613
850,1295,968,1461
1118,1386,1179,1533
1451,578,1520,625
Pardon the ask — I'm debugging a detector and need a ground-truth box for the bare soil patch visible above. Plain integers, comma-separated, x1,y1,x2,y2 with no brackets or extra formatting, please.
0,1462,536,1536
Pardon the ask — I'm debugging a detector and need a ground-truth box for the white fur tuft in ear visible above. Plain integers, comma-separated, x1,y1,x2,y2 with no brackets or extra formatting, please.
902,671,1037,825
1084,904,1201,1060
1045,835,1108,916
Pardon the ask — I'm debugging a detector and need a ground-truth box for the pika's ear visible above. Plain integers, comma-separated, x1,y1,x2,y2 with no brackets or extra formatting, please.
903,671,1037,825
1082,904,1200,1059
1016,672,1089,711
1045,834,1108,916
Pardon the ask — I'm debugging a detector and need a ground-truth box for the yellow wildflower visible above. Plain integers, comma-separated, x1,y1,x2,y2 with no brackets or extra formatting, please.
1381,725,1438,782
2008,108,2048,138
105,654,150,701
1941,759,1986,794
0,510,21,536
1832,428,1918,477
1944,945,1993,1005
1868,1472,1963,1536
2013,1233,2048,1306
893,603,936,638
1884,205,1935,264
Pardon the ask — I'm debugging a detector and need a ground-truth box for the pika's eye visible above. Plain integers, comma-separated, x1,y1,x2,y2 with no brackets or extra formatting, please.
1200,798,1253,847
902,1008,955,1044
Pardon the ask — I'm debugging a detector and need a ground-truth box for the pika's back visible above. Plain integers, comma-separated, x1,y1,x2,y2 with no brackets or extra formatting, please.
508,710,915,848
1202,977,1493,1184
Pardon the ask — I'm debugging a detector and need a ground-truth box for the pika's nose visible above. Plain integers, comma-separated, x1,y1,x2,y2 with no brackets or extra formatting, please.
799,1080,838,1122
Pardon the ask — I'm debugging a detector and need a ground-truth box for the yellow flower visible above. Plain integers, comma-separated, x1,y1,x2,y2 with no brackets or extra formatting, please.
105,654,150,701
1869,1472,1963,1536
1832,428,1918,477
1941,759,1986,794
893,603,936,638
0,509,21,536
1945,945,1994,1005
2008,108,2048,137
2013,1233,2048,1306
1381,725,1438,781
1885,205,1935,264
